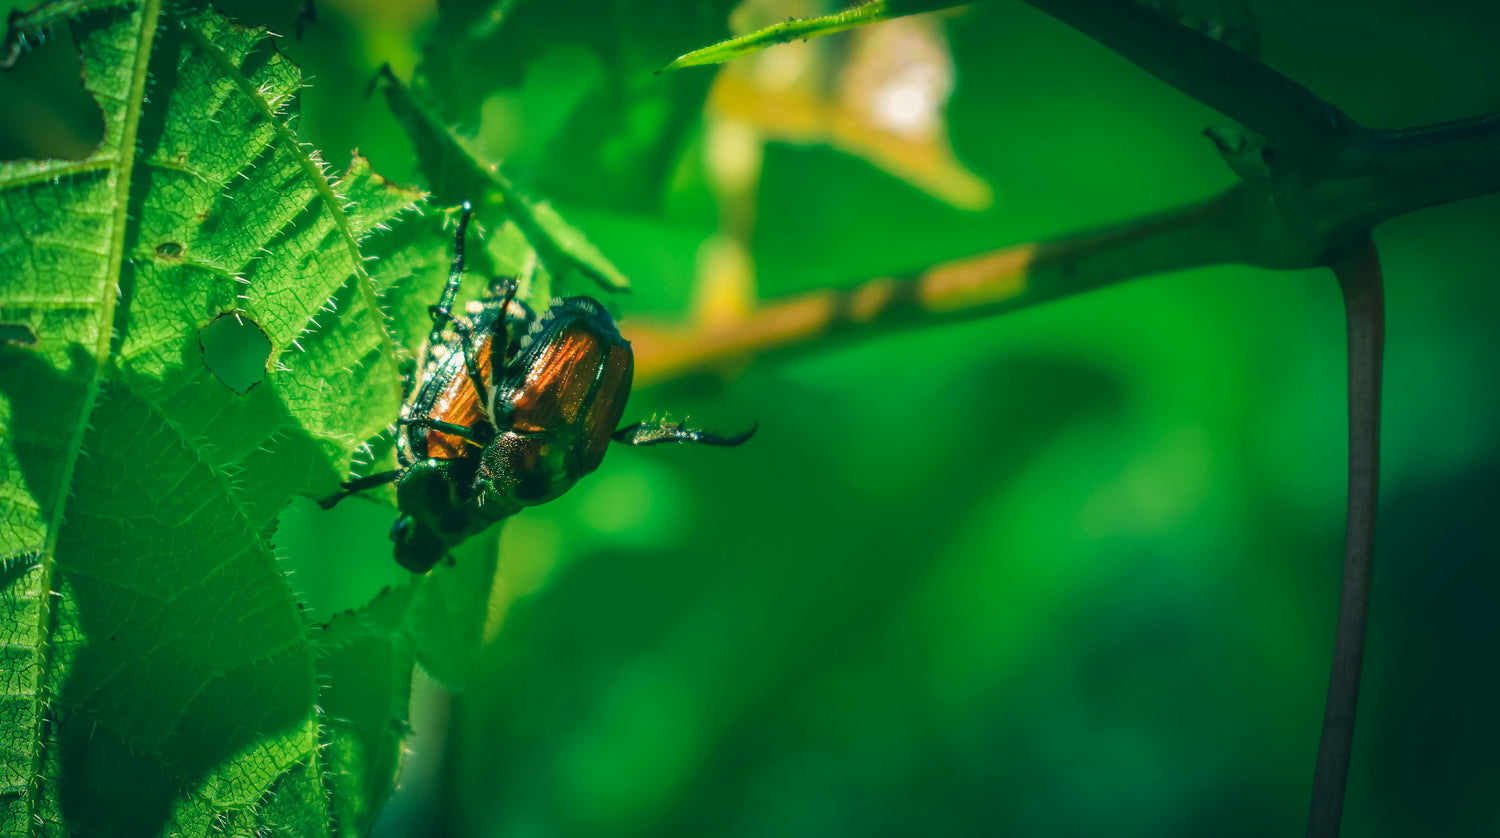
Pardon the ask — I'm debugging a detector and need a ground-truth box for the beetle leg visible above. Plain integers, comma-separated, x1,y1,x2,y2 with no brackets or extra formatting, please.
318,469,401,509
424,202,499,408
427,200,475,351
495,277,519,356
398,417,479,439
612,419,758,448
467,277,523,363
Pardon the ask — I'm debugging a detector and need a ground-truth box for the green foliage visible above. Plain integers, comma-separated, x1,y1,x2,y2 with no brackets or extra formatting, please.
3,0,1499,836
312,586,416,838
0,1,429,833
0,0,750,829
0,0,709,828
660,0,969,71
416,0,739,211
375,65,629,295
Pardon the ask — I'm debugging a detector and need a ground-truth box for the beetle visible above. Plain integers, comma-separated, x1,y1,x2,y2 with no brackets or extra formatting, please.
322,202,754,572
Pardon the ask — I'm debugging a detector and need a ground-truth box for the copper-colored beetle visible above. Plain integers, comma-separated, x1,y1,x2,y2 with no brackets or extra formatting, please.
323,203,753,572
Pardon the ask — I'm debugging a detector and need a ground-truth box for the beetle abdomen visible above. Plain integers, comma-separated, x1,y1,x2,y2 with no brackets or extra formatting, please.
482,299,635,508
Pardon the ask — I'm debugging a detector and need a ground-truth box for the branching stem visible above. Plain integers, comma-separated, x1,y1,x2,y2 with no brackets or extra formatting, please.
608,6,1484,833
1308,234,1384,838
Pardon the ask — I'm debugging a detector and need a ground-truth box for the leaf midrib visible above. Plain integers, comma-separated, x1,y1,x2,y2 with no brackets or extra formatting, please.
28,1,163,833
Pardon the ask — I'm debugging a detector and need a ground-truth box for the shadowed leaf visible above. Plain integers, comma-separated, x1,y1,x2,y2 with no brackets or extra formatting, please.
0,1,428,833
314,584,419,837
377,65,631,295
414,0,738,212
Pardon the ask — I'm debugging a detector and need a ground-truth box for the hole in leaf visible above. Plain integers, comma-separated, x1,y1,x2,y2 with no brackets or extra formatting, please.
156,241,184,260
199,313,270,393
0,25,103,161
1,324,38,346
273,495,410,622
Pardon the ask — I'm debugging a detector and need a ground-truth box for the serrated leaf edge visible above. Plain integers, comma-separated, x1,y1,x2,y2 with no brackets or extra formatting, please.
177,19,401,383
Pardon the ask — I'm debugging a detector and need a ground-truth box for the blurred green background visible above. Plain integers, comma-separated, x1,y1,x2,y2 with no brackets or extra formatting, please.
4,0,1498,835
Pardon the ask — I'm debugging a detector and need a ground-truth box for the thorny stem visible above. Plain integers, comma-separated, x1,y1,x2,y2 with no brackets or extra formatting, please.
1307,235,1383,838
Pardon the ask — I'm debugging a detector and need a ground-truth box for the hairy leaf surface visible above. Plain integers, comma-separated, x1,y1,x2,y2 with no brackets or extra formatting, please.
0,1,425,834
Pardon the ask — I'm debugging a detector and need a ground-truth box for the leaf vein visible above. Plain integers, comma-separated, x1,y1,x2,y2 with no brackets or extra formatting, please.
24,2,164,833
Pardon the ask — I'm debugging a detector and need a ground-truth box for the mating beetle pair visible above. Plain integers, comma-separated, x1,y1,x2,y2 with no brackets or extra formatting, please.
323,203,754,572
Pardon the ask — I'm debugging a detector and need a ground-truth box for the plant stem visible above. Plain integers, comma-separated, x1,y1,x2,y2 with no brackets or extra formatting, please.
636,7,1495,835
1020,0,1346,156
1307,234,1383,838
1338,114,1500,227
630,189,1251,384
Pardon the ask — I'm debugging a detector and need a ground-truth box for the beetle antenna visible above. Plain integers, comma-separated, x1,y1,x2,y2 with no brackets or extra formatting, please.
428,200,474,350
318,469,400,509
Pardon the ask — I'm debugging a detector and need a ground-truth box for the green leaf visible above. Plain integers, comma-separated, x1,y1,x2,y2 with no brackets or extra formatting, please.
313,584,418,837
414,0,738,212
377,65,630,295
0,1,426,833
406,529,503,692
658,0,969,72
